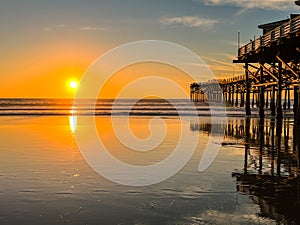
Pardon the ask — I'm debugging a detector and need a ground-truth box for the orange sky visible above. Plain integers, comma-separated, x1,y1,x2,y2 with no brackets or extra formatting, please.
0,38,201,99
98,62,195,99
0,40,102,98
0,41,204,99
0,49,239,99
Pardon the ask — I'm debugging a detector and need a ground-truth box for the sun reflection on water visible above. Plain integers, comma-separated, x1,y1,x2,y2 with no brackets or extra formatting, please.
69,110,77,133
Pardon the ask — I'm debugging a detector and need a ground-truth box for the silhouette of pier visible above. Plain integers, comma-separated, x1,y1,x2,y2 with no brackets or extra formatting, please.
190,1,300,122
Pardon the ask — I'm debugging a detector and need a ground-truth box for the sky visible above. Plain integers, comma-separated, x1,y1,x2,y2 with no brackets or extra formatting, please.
0,0,299,98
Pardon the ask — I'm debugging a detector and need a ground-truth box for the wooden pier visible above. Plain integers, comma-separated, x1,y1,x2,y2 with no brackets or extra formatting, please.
191,2,300,121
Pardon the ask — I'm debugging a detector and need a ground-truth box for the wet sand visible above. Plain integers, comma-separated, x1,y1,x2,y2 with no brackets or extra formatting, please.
1,115,298,224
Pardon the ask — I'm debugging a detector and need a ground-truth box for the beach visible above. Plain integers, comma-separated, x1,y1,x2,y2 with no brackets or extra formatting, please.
2,1,300,224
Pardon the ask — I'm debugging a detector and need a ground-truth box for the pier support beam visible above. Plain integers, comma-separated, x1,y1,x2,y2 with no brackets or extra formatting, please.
271,86,276,116
228,87,232,106
288,88,291,109
295,86,299,125
235,86,239,107
284,89,287,110
259,64,265,117
277,59,283,118
256,92,259,108
231,85,235,107
245,63,251,116
252,91,255,108
298,88,300,125
240,92,244,107
266,90,269,108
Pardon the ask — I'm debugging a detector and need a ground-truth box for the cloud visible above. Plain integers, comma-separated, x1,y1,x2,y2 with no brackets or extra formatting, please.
202,0,296,11
202,56,244,77
43,24,68,32
43,24,105,32
43,27,52,32
161,16,219,29
79,26,105,31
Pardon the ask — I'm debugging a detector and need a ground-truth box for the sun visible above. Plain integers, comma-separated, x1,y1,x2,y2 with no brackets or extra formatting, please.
69,80,78,90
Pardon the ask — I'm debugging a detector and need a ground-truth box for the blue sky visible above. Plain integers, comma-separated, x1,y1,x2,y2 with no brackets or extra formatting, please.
0,0,299,97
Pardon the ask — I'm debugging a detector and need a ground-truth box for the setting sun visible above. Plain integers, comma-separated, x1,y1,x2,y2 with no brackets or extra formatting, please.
69,80,78,90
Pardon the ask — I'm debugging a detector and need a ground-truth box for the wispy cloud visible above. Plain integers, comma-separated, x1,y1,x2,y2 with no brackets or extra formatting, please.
43,24,105,32
43,24,68,32
221,40,239,47
161,16,219,29
202,0,295,11
202,55,244,77
79,26,105,31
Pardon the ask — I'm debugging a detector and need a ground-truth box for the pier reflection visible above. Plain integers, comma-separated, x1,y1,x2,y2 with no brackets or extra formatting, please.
191,117,300,224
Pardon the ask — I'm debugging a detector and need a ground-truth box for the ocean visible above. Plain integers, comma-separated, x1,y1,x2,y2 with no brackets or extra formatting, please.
0,98,224,116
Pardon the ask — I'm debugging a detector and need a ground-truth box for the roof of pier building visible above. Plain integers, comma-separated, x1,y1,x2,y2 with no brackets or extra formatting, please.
258,14,300,35
258,18,289,35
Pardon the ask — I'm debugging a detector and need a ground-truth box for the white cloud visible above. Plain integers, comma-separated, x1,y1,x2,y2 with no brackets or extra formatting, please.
161,16,219,28
43,27,52,32
43,24,68,32
203,0,296,11
202,55,245,77
43,25,105,32
79,26,105,31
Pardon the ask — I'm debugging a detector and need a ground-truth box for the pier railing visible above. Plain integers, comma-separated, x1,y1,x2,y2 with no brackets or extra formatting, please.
238,15,300,57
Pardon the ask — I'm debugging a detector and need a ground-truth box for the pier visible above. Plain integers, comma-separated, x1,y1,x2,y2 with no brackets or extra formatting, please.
190,1,300,122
